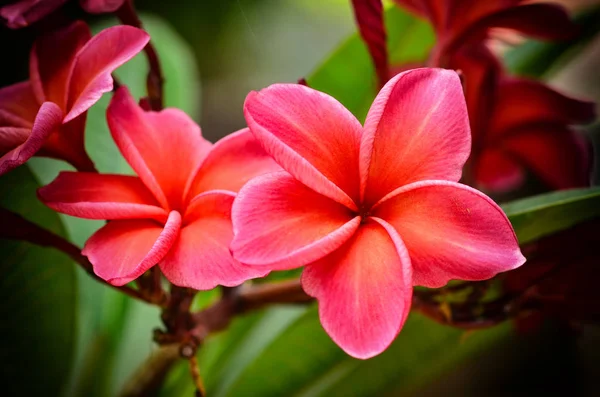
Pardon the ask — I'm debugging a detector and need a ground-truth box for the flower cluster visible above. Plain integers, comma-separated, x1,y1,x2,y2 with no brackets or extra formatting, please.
382,0,596,192
3,0,595,361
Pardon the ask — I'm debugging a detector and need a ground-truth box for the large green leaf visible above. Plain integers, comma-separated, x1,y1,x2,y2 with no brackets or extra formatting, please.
306,5,433,121
27,13,200,397
503,186,600,245
0,166,77,397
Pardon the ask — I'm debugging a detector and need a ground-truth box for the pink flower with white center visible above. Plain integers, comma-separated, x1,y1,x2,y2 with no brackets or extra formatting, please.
39,87,281,289
231,68,526,359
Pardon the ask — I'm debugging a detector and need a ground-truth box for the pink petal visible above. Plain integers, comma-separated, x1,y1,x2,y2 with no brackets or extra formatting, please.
373,180,525,288
0,81,39,128
360,68,471,207
64,25,149,122
350,0,389,86
231,171,360,270
474,149,525,192
161,191,269,290
302,219,413,359
107,87,212,210
38,112,95,171
186,128,280,198
80,0,124,13
473,4,577,42
38,171,167,221
0,127,30,153
30,21,91,109
0,102,62,176
0,0,67,29
244,84,362,210
490,78,595,137
502,126,591,189
82,211,181,286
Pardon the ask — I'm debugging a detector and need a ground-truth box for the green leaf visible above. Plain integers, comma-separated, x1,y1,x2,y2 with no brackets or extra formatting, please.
27,13,200,397
306,5,433,121
503,186,600,245
0,166,77,397
504,7,600,78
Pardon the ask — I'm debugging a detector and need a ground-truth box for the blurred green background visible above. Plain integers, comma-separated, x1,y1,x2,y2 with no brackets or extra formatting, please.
1,0,600,396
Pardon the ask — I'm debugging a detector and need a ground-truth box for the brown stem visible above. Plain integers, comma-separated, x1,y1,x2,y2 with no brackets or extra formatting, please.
118,344,180,397
116,0,164,110
0,207,150,303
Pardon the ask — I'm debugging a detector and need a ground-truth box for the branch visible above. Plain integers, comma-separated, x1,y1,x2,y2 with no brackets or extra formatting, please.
0,207,150,303
118,344,180,397
116,0,164,110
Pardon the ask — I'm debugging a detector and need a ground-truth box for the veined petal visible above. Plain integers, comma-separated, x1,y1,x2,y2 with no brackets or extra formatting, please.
474,149,525,193
373,180,525,288
502,125,590,189
64,25,149,122
82,211,181,286
107,87,212,210
38,113,95,171
161,191,269,290
301,219,413,359
30,21,90,109
0,81,39,128
0,127,30,154
38,172,167,221
244,84,362,210
185,128,280,199
231,171,360,270
490,78,595,137
0,102,62,176
360,68,471,206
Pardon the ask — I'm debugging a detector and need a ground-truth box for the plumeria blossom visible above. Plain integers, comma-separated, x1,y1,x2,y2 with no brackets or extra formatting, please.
231,68,525,359
454,46,595,191
394,0,577,65
0,0,125,28
39,87,280,288
0,21,148,175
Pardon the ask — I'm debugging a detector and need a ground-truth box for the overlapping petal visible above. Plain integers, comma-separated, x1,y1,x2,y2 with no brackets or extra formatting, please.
302,219,413,359
65,26,149,122
30,21,91,109
501,126,590,189
373,180,525,287
185,128,280,198
474,149,524,192
360,68,471,206
38,171,167,221
244,84,362,209
489,78,596,136
0,82,39,128
0,102,62,176
83,211,181,286
107,87,212,210
161,191,269,290
231,171,360,270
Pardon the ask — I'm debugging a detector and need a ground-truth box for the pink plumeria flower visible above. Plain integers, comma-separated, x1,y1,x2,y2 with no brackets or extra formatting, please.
39,87,280,288
0,21,148,174
231,68,526,359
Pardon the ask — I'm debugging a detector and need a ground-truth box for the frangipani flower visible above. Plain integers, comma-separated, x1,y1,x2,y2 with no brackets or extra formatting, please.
454,46,595,191
231,68,525,359
0,21,148,175
394,0,577,65
1,0,125,28
39,87,280,288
